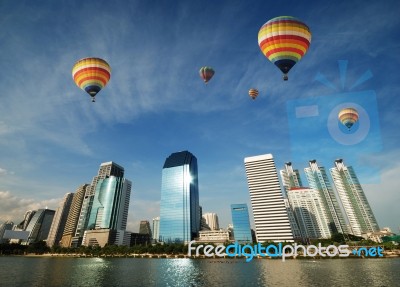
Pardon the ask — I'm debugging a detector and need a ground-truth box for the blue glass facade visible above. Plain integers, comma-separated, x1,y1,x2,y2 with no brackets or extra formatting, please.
87,176,130,231
159,151,200,243
231,204,252,243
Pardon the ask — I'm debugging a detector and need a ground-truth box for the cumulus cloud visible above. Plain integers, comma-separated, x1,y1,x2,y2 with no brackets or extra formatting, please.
0,191,61,224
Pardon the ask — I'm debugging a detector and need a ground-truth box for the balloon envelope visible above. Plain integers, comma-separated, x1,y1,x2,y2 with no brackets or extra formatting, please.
258,16,311,80
199,66,215,83
338,107,359,129
72,57,111,101
248,88,259,100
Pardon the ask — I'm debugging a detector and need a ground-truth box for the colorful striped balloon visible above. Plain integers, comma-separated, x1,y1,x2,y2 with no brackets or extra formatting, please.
338,107,359,130
72,57,111,102
258,16,311,80
248,88,259,100
199,66,215,84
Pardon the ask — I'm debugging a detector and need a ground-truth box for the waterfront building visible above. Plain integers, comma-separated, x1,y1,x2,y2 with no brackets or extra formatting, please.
244,154,294,242
159,151,200,244
73,162,127,246
22,209,55,244
304,160,348,235
59,184,89,248
139,220,152,237
152,217,160,241
287,187,332,239
86,176,131,231
0,221,14,244
202,213,220,231
47,193,74,247
330,159,380,236
197,230,230,243
231,204,253,243
130,232,151,246
17,210,36,230
82,229,131,247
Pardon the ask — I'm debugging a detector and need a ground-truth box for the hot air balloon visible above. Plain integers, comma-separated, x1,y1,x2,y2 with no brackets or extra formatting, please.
199,66,215,84
248,88,259,100
338,107,359,130
258,16,311,81
72,57,111,102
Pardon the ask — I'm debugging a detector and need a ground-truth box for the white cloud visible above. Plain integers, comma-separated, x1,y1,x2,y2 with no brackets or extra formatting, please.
0,191,61,224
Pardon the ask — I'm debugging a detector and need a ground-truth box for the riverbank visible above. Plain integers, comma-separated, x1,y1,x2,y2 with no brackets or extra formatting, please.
7,249,400,260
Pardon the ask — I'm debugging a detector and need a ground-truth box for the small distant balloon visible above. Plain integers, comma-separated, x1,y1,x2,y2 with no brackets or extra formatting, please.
72,57,111,102
258,16,311,81
338,107,359,130
199,66,215,84
248,88,259,100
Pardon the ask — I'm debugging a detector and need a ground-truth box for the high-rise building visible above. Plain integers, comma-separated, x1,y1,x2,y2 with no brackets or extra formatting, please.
244,154,294,242
17,210,36,230
152,217,160,241
280,162,303,195
304,160,348,235
74,162,126,246
23,209,55,244
0,221,14,244
330,159,380,236
287,187,332,239
86,176,131,231
202,213,220,231
159,151,200,244
47,193,74,247
139,220,152,237
231,204,252,243
59,184,89,248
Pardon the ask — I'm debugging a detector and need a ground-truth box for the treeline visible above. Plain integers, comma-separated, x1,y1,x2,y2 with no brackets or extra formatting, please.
1,237,397,256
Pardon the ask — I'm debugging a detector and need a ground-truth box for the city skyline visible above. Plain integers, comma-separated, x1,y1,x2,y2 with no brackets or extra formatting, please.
0,0,399,234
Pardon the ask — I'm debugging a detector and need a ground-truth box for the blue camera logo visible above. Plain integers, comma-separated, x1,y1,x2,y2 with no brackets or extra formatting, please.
287,61,382,183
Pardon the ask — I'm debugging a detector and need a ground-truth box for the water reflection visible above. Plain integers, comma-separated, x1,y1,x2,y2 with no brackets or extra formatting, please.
0,257,399,286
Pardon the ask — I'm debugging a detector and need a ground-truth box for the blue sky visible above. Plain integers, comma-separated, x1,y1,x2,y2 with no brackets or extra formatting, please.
0,0,399,233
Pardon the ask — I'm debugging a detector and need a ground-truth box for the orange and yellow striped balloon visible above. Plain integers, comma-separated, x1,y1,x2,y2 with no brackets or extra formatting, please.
258,16,311,80
248,88,259,100
338,107,359,130
72,57,111,102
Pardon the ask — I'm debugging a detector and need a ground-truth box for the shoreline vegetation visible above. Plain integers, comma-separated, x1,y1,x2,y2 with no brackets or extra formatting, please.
1,240,399,260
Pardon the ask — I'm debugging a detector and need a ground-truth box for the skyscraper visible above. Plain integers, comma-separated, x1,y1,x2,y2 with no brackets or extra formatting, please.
60,184,89,248
231,204,252,243
47,193,74,247
287,187,332,239
159,151,200,244
0,221,14,244
152,217,160,241
86,176,131,231
23,209,55,244
244,154,294,242
202,213,220,231
280,162,303,195
139,220,152,237
304,160,348,235
330,159,379,236
74,162,125,245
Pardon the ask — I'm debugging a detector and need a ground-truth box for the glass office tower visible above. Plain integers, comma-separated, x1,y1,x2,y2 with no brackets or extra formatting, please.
231,204,252,243
86,176,131,231
159,151,200,243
